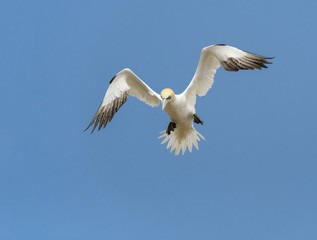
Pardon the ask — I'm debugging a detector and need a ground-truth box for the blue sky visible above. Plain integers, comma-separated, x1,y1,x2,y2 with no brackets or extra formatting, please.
1,0,316,239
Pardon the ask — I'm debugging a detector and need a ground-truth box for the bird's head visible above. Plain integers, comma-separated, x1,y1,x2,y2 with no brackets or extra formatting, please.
160,88,175,111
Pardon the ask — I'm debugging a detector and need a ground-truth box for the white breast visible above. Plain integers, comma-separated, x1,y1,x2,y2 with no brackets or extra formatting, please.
164,94,195,126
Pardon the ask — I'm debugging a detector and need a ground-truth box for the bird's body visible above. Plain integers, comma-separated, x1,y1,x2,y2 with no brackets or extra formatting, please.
159,89,205,155
85,44,273,155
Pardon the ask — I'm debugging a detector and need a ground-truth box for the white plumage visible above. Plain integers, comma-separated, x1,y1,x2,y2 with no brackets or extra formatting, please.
85,44,273,155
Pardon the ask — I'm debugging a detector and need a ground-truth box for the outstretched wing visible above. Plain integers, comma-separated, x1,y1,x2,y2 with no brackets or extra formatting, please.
85,68,161,133
183,44,273,104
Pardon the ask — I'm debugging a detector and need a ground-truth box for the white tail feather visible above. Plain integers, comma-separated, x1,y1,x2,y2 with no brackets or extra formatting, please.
159,125,205,156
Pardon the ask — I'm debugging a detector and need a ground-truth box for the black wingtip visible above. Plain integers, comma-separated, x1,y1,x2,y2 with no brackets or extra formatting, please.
263,56,274,65
83,124,93,134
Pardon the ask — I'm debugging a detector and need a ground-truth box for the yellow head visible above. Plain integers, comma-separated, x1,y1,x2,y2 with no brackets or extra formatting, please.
160,88,175,110
160,88,175,99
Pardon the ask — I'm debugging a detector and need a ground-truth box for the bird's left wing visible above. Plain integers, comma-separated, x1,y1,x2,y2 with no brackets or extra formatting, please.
183,44,273,104
85,68,161,133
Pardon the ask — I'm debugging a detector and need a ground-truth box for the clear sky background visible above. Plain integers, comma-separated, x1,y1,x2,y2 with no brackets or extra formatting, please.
1,0,316,239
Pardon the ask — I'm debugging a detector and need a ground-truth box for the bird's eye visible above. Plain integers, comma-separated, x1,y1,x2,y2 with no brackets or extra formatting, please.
167,96,172,100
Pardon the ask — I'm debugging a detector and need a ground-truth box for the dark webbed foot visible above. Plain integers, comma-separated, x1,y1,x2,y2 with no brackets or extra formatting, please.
166,122,177,135
193,114,204,125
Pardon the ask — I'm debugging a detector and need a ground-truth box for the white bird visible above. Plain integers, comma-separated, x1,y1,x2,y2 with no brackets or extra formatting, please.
85,44,273,155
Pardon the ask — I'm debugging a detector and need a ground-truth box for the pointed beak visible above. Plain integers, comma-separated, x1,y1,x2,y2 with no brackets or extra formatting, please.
161,99,167,111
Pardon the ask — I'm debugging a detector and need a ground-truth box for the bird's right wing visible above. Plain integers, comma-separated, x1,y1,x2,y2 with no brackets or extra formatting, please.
183,44,273,105
85,68,161,133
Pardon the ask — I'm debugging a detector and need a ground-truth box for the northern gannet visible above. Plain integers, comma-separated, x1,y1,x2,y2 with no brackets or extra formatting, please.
85,44,273,155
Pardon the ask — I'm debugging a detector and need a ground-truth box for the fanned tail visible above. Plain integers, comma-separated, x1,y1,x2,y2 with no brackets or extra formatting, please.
159,125,205,156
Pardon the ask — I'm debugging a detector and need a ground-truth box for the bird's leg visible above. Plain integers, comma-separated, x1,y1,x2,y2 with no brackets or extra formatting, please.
166,122,177,135
193,114,204,125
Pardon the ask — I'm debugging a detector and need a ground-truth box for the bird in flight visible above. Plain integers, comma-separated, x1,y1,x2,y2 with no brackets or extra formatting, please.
85,44,273,155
